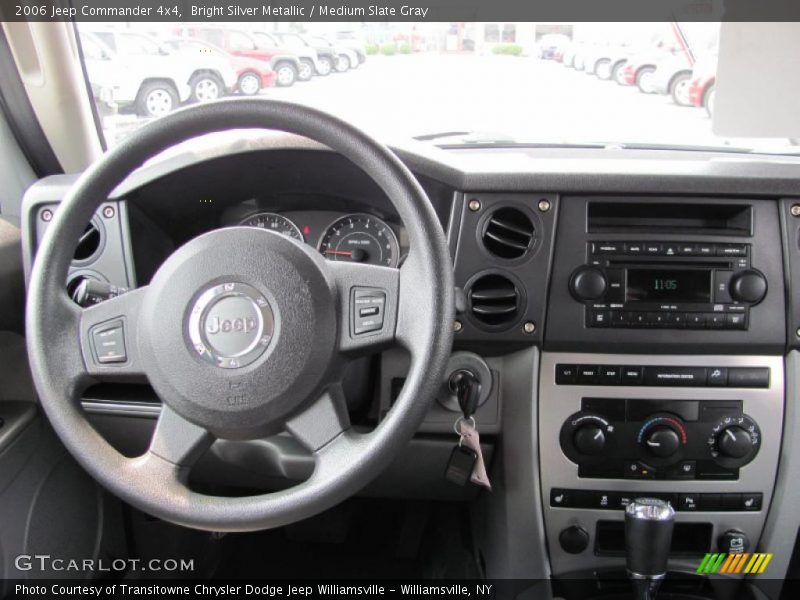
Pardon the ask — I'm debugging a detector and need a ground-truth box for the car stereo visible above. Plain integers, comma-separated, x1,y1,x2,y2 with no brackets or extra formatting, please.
569,241,767,330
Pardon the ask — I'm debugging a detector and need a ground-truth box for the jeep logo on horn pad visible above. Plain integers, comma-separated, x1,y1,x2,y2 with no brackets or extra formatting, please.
187,282,275,369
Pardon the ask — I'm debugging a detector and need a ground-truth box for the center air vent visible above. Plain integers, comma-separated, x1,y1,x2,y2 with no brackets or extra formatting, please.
468,273,522,329
73,219,103,262
481,207,535,259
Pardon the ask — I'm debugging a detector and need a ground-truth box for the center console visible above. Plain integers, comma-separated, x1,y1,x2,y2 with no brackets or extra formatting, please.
539,196,787,579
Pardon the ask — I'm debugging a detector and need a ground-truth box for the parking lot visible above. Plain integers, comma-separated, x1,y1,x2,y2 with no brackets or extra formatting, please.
101,53,770,151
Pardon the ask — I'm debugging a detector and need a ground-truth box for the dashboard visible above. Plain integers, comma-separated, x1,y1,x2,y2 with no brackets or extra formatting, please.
19,136,800,587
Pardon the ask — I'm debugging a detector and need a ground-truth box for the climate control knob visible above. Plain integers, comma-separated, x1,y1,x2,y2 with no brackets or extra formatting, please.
707,415,761,468
574,425,606,456
569,266,607,301
717,426,753,459
729,270,767,304
644,426,681,458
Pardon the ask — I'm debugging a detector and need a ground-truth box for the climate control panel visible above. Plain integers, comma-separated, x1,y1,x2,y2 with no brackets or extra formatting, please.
558,398,761,480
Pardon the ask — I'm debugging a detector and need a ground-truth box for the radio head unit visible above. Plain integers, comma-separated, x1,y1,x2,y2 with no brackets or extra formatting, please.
569,241,767,330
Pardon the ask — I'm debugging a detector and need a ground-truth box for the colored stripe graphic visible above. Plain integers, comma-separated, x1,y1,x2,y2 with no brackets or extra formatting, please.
699,553,774,575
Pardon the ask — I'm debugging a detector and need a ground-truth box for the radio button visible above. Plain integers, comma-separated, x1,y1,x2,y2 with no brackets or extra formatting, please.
577,365,600,384
728,367,770,388
621,366,644,384
631,313,648,327
677,493,700,511
707,313,727,329
647,312,669,327
556,364,578,384
713,271,734,303
593,242,621,254
644,366,707,386
716,244,748,257
625,242,644,254
605,269,625,302
742,493,762,511
707,367,729,386
679,244,697,256
674,460,697,479
589,310,611,327
598,365,622,384
686,313,707,328
726,313,747,330
644,243,662,255
668,312,687,328
611,311,631,327
663,244,679,257
696,244,715,257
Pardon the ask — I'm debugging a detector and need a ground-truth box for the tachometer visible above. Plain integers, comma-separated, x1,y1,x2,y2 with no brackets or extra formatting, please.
318,214,400,267
239,212,304,241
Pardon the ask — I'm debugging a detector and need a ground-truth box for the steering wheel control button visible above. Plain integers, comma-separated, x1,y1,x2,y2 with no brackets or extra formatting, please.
352,288,386,335
187,282,274,369
91,319,127,363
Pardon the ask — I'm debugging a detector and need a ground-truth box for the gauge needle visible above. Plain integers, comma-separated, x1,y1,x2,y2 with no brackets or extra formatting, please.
324,250,353,257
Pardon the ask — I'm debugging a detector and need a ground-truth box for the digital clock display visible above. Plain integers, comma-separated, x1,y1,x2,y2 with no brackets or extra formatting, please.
626,269,711,303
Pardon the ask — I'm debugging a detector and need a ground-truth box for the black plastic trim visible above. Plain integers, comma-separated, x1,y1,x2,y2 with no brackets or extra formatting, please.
0,28,62,177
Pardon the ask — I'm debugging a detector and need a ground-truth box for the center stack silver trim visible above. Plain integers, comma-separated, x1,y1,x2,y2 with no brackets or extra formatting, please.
539,352,784,577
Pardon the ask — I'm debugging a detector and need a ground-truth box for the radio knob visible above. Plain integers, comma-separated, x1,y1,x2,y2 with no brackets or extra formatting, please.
644,426,681,458
729,270,767,304
717,426,753,459
573,424,606,455
569,266,607,301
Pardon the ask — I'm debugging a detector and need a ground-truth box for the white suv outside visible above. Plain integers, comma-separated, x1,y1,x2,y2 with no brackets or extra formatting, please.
80,29,236,118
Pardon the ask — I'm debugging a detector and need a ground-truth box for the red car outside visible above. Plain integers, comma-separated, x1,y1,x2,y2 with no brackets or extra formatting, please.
230,54,277,95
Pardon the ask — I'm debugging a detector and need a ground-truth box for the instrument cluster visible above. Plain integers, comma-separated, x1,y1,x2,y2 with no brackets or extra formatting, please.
224,207,405,268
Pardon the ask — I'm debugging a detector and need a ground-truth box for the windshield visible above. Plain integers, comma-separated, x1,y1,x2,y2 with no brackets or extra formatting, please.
77,22,799,153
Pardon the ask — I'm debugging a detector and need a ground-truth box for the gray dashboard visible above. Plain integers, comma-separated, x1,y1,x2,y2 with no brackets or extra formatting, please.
19,136,800,585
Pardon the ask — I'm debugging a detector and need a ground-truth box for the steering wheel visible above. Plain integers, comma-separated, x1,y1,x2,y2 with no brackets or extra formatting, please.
25,100,454,531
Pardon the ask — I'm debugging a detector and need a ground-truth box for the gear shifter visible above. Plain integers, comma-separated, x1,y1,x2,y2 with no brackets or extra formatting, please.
625,498,675,600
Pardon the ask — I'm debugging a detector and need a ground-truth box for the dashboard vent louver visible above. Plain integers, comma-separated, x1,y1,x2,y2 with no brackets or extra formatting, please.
481,207,535,259
73,220,102,262
468,273,520,328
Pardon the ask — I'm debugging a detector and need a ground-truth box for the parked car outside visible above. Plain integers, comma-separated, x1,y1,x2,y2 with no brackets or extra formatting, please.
333,30,368,65
588,44,633,81
271,32,335,76
650,53,695,106
79,30,236,118
181,27,301,87
162,38,276,96
91,29,236,105
308,35,358,72
561,42,578,67
535,33,570,59
250,31,317,82
688,54,718,118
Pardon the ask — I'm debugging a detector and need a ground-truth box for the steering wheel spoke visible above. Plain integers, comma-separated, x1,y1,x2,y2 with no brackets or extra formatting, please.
146,404,214,468
78,286,148,381
328,261,400,355
285,383,351,453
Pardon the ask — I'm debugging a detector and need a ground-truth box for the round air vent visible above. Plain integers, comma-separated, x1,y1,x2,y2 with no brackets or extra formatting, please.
481,207,535,260
467,273,522,329
73,219,103,262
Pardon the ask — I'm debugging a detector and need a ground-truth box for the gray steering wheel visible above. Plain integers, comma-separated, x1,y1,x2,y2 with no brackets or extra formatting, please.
25,100,454,531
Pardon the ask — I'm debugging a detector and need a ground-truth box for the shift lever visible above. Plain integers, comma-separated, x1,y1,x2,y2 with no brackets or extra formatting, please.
625,498,675,600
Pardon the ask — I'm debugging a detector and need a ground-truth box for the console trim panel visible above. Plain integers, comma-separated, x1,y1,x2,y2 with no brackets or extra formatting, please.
539,352,784,577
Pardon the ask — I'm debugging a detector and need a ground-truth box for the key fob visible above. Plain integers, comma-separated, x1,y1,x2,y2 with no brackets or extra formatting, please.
445,445,477,486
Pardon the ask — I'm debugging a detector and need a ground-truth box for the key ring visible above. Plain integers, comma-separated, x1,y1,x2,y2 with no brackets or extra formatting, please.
454,415,476,438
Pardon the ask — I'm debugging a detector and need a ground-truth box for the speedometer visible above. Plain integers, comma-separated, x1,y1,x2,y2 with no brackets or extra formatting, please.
318,214,400,268
239,212,303,241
